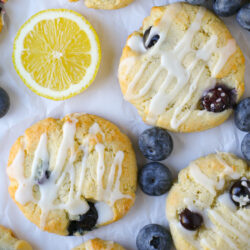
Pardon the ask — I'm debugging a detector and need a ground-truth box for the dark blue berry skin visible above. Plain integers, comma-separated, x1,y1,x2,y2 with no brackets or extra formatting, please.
67,202,98,236
139,162,172,196
237,4,250,31
242,133,250,161
138,127,173,161
0,87,10,118
186,0,208,5
234,98,250,132
143,26,160,49
213,0,243,17
136,224,172,250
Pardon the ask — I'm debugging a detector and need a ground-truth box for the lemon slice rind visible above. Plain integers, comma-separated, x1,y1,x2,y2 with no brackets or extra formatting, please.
13,9,101,100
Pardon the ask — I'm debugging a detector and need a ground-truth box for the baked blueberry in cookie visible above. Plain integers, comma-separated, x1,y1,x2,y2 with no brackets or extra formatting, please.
201,85,236,113
7,114,137,236
143,27,160,50
166,153,250,250
230,178,250,207
119,3,245,132
179,208,203,230
136,224,172,250
68,202,98,236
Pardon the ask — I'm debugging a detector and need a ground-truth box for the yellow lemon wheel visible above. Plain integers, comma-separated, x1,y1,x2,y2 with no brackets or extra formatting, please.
13,9,101,100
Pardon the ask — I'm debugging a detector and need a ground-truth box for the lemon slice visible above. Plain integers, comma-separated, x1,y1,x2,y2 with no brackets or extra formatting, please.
13,9,101,100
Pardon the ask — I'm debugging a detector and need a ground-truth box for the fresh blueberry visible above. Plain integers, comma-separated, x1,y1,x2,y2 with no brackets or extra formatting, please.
201,85,235,113
237,4,250,31
143,26,160,49
138,127,173,161
139,162,172,196
230,178,250,207
242,133,250,161
67,202,98,236
186,0,208,5
179,208,203,231
234,98,250,132
0,87,10,118
136,224,172,250
213,0,243,17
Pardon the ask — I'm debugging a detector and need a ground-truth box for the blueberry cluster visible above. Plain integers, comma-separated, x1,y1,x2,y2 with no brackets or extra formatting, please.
136,127,174,249
234,98,250,161
186,0,250,31
138,127,173,196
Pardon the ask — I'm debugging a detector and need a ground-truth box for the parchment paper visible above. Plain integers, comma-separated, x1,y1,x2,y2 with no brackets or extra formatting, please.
0,0,249,249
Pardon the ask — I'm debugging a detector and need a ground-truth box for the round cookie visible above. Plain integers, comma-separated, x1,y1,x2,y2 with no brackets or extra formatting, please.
118,3,245,132
69,0,134,10
0,2,6,33
7,113,137,236
166,153,250,250
0,225,32,250
73,238,125,250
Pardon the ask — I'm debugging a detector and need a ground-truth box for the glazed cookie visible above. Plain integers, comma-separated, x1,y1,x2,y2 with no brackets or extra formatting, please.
118,3,245,132
0,225,32,250
73,238,125,250
7,113,137,236
0,1,6,33
69,0,134,10
166,153,250,250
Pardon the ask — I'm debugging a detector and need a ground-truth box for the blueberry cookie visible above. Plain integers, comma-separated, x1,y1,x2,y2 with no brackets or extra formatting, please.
73,238,125,250
0,225,32,250
166,153,250,250
7,113,137,236
69,0,134,10
0,1,6,33
118,3,245,132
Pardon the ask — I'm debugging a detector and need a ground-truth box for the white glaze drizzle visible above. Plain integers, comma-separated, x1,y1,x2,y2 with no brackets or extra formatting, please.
217,231,238,250
200,238,215,250
189,164,217,194
7,117,130,228
179,156,249,249
127,35,146,54
123,4,237,129
208,210,248,243
217,193,237,211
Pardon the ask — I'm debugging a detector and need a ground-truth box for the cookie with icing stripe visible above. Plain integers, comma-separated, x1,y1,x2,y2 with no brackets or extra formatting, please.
166,153,250,250
69,0,134,10
0,1,6,33
118,3,245,132
72,238,125,250
0,225,33,250
7,113,137,236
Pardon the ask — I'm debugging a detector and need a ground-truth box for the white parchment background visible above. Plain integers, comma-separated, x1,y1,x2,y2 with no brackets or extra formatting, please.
0,0,249,249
